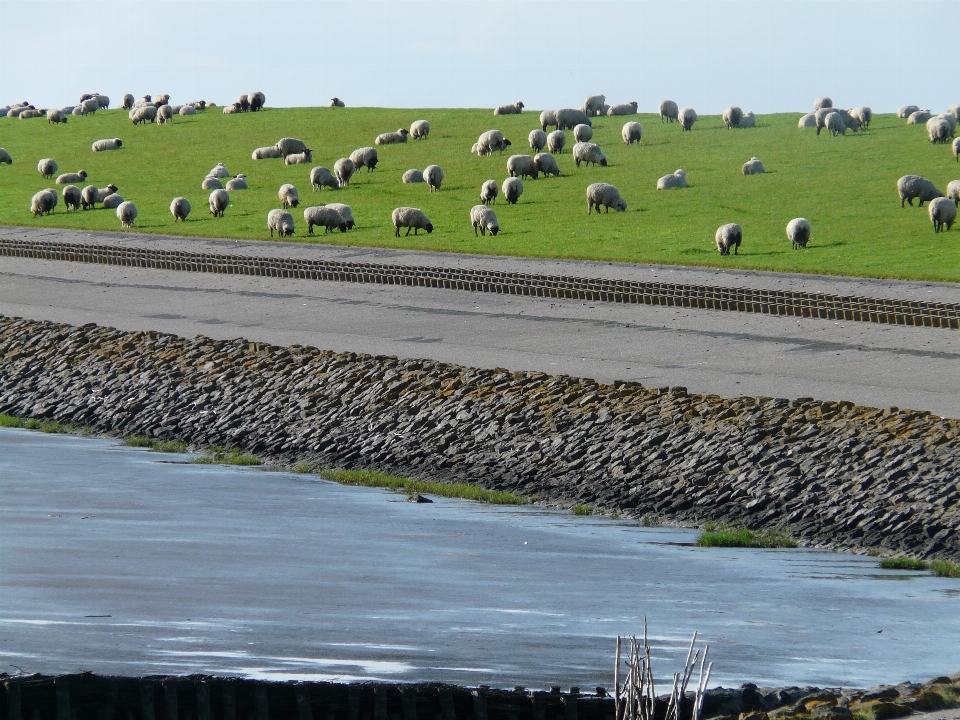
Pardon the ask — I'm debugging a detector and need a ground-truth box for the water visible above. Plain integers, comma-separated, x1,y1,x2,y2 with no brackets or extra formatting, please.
1,428,958,689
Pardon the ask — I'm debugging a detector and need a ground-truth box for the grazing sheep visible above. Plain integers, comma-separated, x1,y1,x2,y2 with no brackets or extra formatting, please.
470,205,500,236
423,164,444,191
91,138,122,152
179,105,197,116
539,109,558,131
80,98,100,115
494,101,524,116
334,158,356,187
476,129,512,155
267,209,295,237
573,123,593,143
507,155,538,180
131,105,157,124
121,93,134,110
954,137,960,162
326,202,355,229
928,117,952,144
898,175,944,207
825,111,846,136
81,184,117,210
252,146,283,159
329,97,346,108
723,106,744,129
586,182,627,214
279,183,300,208
938,113,958,134
851,106,872,129
607,101,638,116
814,107,833,134
547,130,566,154
660,100,680,123
276,138,308,157
248,92,265,111
679,107,697,131
786,218,811,249
716,223,743,255
502,177,523,204
410,119,430,140
580,94,606,117
481,179,499,205
303,206,347,234
391,207,433,236
739,111,756,128
117,201,138,228
742,157,765,175
402,169,424,183
170,197,191,222
813,97,833,111
949,104,960,120
534,153,560,178
898,105,920,119
835,108,861,132
30,189,58,216
907,110,933,124
375,128,410,145
529,129,547,153
471,142,481,155
62,185,82,212
37,158,59,178
556,108,592,130
56,170,88,185
285,150,314,165
622,121,642,145
236,94,250,112
0,148,11,164
46,109,67,124
573,142,607,168
929,197,957,233
350,146,379,172
208,189,229,217
657,169,687,190
225,174,248,191
310,166,339,191
95,95,109,109
202,176,223,190
101,193,124,210
946,180,960,205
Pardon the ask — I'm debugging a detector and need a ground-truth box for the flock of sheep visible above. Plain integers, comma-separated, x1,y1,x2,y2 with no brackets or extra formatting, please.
4,91,960,246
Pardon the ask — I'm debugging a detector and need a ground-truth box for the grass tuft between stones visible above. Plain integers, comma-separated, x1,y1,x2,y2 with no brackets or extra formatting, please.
317,468,525,505
697,522,798,549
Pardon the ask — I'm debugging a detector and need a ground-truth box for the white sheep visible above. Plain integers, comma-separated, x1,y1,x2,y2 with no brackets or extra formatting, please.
715,223,743,255
334,158,356,187
402,169,424,183
279,183,300,208
375,128,410,145
303,206,347,234
573,142,607,168
276,138,308,157
424,164,445,191
539,110,558,131
494,102,524,116
62,185,82,212
202,176,223,190
56,170,88,185
573,123,593,143
534,153,560,178
480,179,499,205
739,111,756,128
131,106,157,124
285,150,314,165
742,157,765,175
207,162,230,178
814,108,833,134
92,138,122,152
476,129,512,155
81,184,117,210
556,108,592,130
851,106,872,129
657,169,687,190
798,113,817,128
170,197,191,222
547,130,566,154
179,105,197,116
101,193,124,210
225,174,248,191
311,166,339,191
928,197,957,233
938,113,958,133
507,155,538,180
329,97,345,108
927,117,952,144
723,106,743,129
586,183,627,214
898,175,944,207
607,101,638,116
223,104,242,115
392,207,433,236
529,129,547,153
268,209,295,237
30,189,58,216
0,148,12,164
325,202,355,229
248,92,265,111
836,109,861,132
37,158,59,178
47,109,67,124
208,189,229,217
786,218,811,249
580,94,606,117
19,109,42,119
121,93,135,109
907,110,933,124
117,201,138,228
954,137,960,162
622,121,642,145
679,107,697,131
660,100,680,123
80,98,100,115
350,147,379,172
252,146,283,160
502,177,523,204
825,111,846,136
95,95,109,109
949,104,960,120
946,180,960,205
898,105,920,119
813,97,833,111
470,205,500,236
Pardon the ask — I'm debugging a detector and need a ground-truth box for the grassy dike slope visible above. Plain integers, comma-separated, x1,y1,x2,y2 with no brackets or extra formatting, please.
1,107,958,280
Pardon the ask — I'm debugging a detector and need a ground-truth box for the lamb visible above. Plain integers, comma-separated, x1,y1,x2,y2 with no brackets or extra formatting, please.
46,109,67,124
208,189,229,217
375,128,410,145
0,148,11,164
402,169,424,183
92,138,122,152
223,104,242,115
303,206,347,234
502,177,523,204
62,185,82,211
494,102,524,116
179,105,197,116
556,108,592,130
739,111,756,128
476,129,512,155
539,110,558,131
813,97,833,111
742,157,765,174
329,97,345,108
267,209,295,237
715,223,743,255
573,142,607,168
928,117,952,144
907,110,932,124
131,106,157,124
101,193,124,210
679,107,697,131
391,207,433,236
170,197,191,222
311,166,339,191
56,170,88,184
350,147,379,172
897,175,944,207
81,184,117,210
607,101,638,116
825,111,846,136
37,158,59,178
470,205,500,236
225,174,249,191
786,218,811,249
954,137,960,162
117,201,138,228
248,92,265,111
30,189,58,216
121,93,135,110
325,203,355,229
534,153,560,178
580,94,606,117
423,164,444,191
334,158,356,187
723,106,744,129
480,179,499,205
276,138,308,157
279,183,300,208
157,105,174,124
529,129,547,153
410,120,430,140
586,183,627,214
285,150,314,165
799,113,818,128
573,123,593,143
898,105,920,118
946,180,960,205
622,121,642,145
928,197,957,233
202,176,223,190
657,169,687,190
851,106,872,129
507,155,538,180
252,146,283,160
547,130,566,154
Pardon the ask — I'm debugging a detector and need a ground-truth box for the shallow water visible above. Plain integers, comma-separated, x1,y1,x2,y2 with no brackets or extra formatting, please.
1,427,958,689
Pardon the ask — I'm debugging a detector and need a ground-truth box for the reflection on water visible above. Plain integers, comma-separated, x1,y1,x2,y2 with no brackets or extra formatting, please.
1,427,958,689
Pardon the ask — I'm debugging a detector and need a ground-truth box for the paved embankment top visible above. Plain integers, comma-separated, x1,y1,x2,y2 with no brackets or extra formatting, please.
4,225,959,305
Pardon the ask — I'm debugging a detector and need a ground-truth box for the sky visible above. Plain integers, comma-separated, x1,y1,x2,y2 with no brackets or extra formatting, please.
0,0,955,115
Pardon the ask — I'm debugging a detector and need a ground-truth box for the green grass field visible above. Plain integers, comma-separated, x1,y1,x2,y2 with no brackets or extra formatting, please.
1,106,958,280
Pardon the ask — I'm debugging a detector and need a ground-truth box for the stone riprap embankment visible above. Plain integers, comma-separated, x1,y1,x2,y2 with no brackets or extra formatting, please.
1,315,959,560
